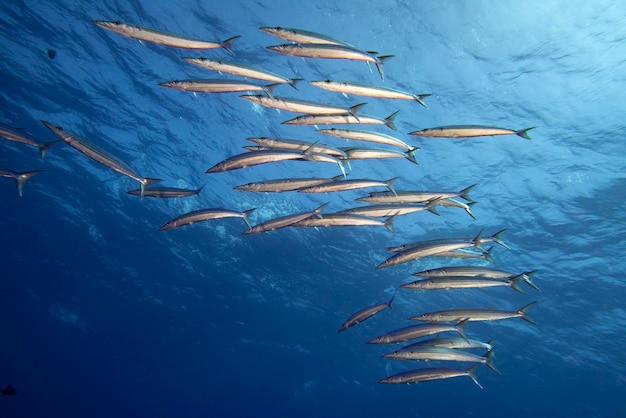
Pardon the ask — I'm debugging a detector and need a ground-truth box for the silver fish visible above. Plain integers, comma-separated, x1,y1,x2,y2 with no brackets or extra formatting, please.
400,274,527,294
0,168,43,197
260,26,353,46
234,177,339,193
378,365,482,387
382,347,498,374
316,128,415,151
0,125,59,159
241,95,366,117
243,203,329,235
409,125,536,140
127,185,203,198
282,111,399,130
368,320,469,344
94,20,239,51
298,177,398,195
409,302,537,325
183,58,299,88
206,149,336,173
338,294,394,332
41,121,160,197
412,267,539,291
246,137,347,158
357,184,475,204
432,247,496,263
338,203,439,218
292,213,396,232
159,208,255,231
159,79,277,95
401,337,494,351
339,147,418,164
310,80,430,107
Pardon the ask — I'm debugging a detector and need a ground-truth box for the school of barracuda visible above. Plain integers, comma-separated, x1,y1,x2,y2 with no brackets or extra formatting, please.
0,18,539,388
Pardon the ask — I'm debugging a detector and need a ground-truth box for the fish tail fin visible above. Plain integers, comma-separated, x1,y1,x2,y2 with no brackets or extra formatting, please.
426,198,442,216
384,213,397,233
38,140,61,159
141,178,163,199
348,103,367,120
472,229,484,250
387,291,396,308
484,349,499,374
414,93,431,108
386,177,399,196
518,302,538,325
522,271,540,291
195,183,206,196
486,339,496,350
241,208,256,228
384,110,399,131
483,246,496,264
456,319,470,343
459,183,476,202
314,202,330,218
516,126,536,140
338,159,349,178
509,274,526,294
220,35,241,54
466,365,483,389
491,229,509,249
405,147,420,165
288,78,304,90
465,201,478,220
15,170,44,197
264,83,281,99
375,55,394,81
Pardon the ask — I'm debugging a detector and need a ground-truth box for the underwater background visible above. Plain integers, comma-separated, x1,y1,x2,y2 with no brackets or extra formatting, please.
1,1,625,417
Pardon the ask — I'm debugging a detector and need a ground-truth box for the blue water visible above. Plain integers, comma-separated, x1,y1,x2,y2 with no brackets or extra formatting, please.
1,1,625,417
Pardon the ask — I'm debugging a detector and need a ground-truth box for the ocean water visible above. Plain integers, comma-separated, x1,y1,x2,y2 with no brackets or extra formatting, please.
1,1,625,417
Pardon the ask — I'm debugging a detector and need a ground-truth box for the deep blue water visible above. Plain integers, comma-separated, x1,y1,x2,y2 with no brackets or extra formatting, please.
1,1,625,417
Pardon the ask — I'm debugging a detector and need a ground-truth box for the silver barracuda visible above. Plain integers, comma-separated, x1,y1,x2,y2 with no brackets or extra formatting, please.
266,43,393,80
127,185,203,198
298,177,398,195
340,147,418,164
357,184,475,204
282,110,399,130
292,213,396,232
378,365,482,387
432,247,496,263
94,20,240,51
41,121,160,197
338,294,394,332
234,177,339,193
183,58,299,88
384,230,506,253
0,125,59,159
310,80,431,107
369,320,469,344
0,168,43,197
159,208,255,231
409,125,536,140
206,149,342,173
382,347,498,373
412,267,539,291
260,27,353,46
316,128,414,151
159,79,278,96
243,203,329,235
246,137,347,158
400,274,527,294
337,203,439,218
241,95,366,117
401,337,494,351
409,302,537,325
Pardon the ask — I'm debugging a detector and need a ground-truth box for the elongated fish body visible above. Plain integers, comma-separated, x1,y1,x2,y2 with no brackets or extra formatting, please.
338,295,394,332
432,248,496,263
0,126,59,159
234,177,335,192
41,121,160,197
402,337,494,351
310,80,430,107
409,302,537,325
384,230,506,257
409,125,536,140
298,177,397,194
159,208,255,231
247,137,346,158
206,150,310,172
400,275,526,294
183,58,297,86
94,21,239,51
368,320,468,344
379,365,482,387
316,128,413,151
160,79,273,94
414,266,520,278
292,213,395,232
340,147,417,164
338,203,438,218
357,184,475,204
383,348,498,373
0,169,43,197
127,186,203,198
260,27,352,46
241,95,365,116
282,111,398,131
243,203,329,235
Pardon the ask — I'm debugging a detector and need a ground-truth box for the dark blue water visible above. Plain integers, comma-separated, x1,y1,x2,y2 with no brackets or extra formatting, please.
1,1,625,417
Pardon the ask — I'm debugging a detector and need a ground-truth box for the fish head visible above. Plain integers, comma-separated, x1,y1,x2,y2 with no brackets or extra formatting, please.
93,20,124,30
40,120,72,141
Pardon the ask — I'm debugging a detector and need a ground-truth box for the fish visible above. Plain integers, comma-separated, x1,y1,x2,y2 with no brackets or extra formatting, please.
266,43,393,80
127,185,203,198
337,202,440,218
292,213,396,232
386,230,507,253
243,203,329,235
0,168,43,197
246,137,347,158
310,80,431,107
368,319,469,344
183,58,300,88
234,177,340,193
241,95,366,117
412,267,539,291
409,125,536,140
409,302,537,325
298,177,398,195
159,79,278,96
400,274,527,294
41,121,161,197
432,247,496,263
356,184,475,204
401,337,495,351
282,111,399,130
316,128,415,152
0,125,60,159
338,294,394,332
339,147,418,164
378,365,482,387
93,20,240,51
260,26,353,46
382,347,499,374
159,208,256,231
206,149,339,173
0,384,17,396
